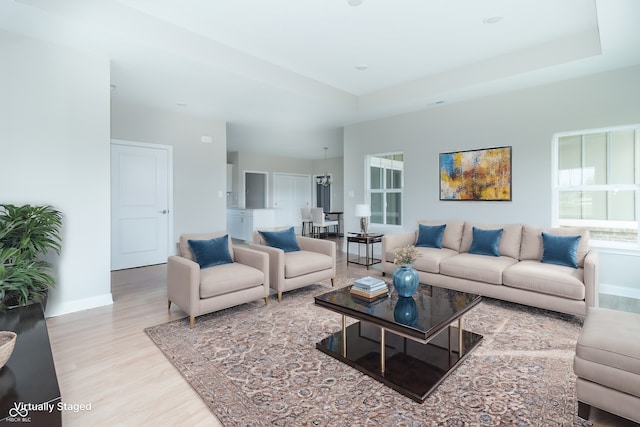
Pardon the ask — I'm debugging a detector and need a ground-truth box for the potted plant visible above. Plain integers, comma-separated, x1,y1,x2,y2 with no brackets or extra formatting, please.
0,204,62,310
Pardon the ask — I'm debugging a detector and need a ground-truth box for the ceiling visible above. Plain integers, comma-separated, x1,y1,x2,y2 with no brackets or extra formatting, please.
2,0,640,159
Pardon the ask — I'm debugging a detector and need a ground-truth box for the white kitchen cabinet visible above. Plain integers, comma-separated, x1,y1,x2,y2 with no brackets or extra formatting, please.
226,208,276,242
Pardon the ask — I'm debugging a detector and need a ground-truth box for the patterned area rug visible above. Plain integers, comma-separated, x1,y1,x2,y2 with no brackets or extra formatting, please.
145,271,591,426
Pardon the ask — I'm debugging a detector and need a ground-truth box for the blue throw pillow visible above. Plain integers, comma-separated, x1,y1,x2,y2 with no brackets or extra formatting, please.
259,227,300,252
416,224,446,248
469,227,503,257
541,232,581,268
188,235,233,269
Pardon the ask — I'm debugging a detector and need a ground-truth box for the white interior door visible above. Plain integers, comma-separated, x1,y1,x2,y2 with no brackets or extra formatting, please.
111,141,171,270
273,174,311,231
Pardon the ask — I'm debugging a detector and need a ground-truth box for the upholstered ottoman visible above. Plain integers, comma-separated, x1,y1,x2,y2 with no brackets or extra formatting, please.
573,307,640,423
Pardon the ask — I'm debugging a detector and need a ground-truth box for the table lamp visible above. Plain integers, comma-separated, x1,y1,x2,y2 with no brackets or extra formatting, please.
354,204,371,235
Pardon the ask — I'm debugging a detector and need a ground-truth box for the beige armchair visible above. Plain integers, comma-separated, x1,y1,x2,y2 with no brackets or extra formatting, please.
250,227,335,302
167,232,269,328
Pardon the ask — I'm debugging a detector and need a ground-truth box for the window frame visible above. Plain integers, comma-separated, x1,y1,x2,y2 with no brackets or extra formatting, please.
366,152,404,230
552,124,640,250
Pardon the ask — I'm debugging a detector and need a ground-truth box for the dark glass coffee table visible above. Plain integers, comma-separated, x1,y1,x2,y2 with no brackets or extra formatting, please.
314,284,482,402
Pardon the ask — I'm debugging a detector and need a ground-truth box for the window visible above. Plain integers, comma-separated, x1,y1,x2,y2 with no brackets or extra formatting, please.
553,125,640,246
367,153,403,226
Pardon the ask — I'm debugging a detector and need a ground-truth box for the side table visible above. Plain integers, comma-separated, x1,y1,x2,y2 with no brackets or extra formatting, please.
346,233,384,270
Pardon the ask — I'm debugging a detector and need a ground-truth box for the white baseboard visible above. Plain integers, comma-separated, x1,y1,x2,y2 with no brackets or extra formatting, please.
599,283,640,300
45,293,114,318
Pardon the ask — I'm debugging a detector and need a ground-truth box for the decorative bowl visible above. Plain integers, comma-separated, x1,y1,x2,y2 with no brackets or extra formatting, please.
0,331,17,369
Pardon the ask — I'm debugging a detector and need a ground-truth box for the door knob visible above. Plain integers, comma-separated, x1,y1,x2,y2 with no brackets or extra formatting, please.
160,210,168,214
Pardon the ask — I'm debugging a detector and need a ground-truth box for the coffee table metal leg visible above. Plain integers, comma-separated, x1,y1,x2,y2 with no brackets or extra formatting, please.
458,317,463,356
342,315,347,357
448,324,452,359
380,327,386,373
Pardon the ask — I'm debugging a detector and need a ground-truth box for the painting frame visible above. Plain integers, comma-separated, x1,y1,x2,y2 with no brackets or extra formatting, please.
439,146,512,201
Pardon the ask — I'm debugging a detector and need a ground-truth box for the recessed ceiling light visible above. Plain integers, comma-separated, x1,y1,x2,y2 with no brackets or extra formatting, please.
176,102,188,107
483,16,503,24
355,64,369,71
348,0,363,6
110,83,118,92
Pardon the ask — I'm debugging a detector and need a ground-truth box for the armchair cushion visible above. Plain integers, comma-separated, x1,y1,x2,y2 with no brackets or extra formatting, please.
259,227,300,252
188,235,233,268
180,232,234,261
199,262,265,299
283,251,333,279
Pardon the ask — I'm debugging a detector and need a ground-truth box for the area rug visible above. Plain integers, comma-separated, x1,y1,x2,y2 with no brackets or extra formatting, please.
145,272,591,426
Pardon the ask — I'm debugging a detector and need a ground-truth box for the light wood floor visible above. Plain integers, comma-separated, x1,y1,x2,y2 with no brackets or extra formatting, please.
45,238,638,426
46,263,219,426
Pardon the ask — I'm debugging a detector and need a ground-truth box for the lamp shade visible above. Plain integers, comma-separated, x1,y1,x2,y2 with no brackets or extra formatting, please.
354,204,371,217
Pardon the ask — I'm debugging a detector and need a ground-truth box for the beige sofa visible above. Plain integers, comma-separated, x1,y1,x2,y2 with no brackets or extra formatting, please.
382,220,598,316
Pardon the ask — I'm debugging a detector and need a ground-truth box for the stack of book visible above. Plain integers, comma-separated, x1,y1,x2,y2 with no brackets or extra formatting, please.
350,276,389,300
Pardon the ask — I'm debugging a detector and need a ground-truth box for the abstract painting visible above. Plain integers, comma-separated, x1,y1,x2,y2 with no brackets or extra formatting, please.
439,146,512,201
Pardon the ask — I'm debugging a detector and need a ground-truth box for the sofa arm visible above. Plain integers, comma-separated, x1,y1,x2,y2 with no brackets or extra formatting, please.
234,246,270,294
167,255,201,316
382,231,416,264
249,244,285,292
583,250,599,309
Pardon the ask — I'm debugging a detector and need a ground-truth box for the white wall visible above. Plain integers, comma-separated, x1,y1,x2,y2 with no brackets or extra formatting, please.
344,65,640,293
110,102,228,244
0,36,112,317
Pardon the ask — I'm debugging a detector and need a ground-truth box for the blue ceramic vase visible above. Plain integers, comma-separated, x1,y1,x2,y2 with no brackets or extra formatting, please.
392,265,419,297
394,296,418,327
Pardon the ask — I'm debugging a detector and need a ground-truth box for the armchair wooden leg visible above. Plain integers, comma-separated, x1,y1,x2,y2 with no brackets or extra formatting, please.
331,277,335,287
189,316,195,329
264,296,269,305
168,299,172,310
278,292,282,302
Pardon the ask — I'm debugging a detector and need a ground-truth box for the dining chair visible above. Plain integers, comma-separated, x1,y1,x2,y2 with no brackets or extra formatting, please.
310,208,339,238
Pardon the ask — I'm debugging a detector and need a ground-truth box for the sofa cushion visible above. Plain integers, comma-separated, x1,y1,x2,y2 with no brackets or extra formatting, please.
541,232,581,268
469,227,503,257
416,224,446,248
259,227,300,252
460,222,522,259
417,220,464,251
520,225,589,267
283,250,333,279
502,260,585,300
440,253,518,285
412,247,459,273
180,232,234,261
187,235,233,268
199,262,263,298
